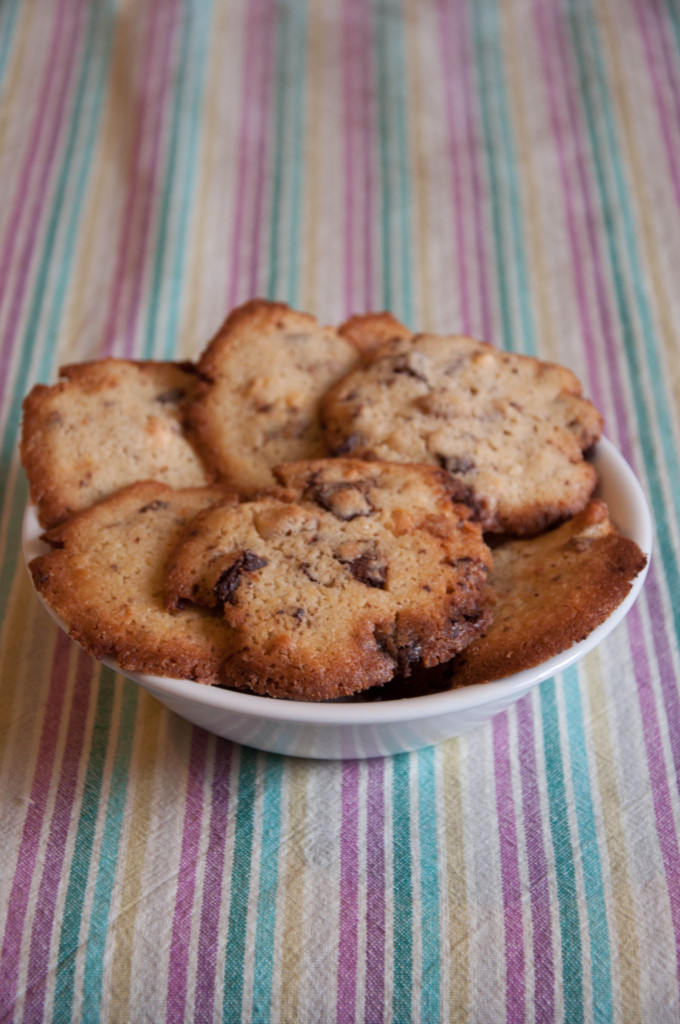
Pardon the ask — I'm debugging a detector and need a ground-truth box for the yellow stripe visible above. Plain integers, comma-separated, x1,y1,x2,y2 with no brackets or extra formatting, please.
0,3,42,235
180,0,237,353
500,0,560,362
0,568,59,758
596,0,680,403
59,0,139,362
403,0,434,332
108,692,163,1022
275,759,308,1023
299,0,325,314
440,739,469,1020
587,654,642,1020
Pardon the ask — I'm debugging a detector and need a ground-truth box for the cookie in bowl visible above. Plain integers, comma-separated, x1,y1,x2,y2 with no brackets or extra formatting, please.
28,481,237,684
186,299,360,494
21,358,212,528
322,332,603,535
164,458,494,701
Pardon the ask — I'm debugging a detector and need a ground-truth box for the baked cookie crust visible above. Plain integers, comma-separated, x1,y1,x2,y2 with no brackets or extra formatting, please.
29,482,236,684
164,458,493,700
443,499,647,685
187,299,359,494
21,358,212,528
322,333,603,534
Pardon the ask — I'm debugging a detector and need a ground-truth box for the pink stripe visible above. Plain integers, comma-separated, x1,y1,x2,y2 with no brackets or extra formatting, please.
120,2,182,357
0,631,72,1012
0,1,84,394
336,760,360,1024
534,1,631,449
227,0,276,310
247,4,277,299
493,714,526,1022
165,729,209,1024
541,1,680,789
342,0,358,312
640,566,680,782
437,0,472,333
100,1,181,358
342,0,376,314
21,651,94,1022
359,5,376,314
450,1,495,340
632,0,680,213
363,758,386,1024
194,739,233,1022
538,2,680,992
628,604,680,991
458,6,494,343
516,694,555,1021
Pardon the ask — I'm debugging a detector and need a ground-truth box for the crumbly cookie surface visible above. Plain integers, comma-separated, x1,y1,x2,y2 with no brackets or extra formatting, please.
322,333,603,534
21,359,212,527
441,499,647,686
338,311,412,359
164,459,493,700
187,300,359,494
29,482,236,683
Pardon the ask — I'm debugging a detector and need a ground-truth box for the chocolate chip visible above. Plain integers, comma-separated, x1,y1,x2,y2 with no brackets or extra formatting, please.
335,543,387,588
348,553,387,588
372,626,421,675
443,476,486,521
305,479,374,520
138,500,170,513
214,550,268,605
155,388,186,404
437,454,476,474
331,433,365,456
392,351,429,383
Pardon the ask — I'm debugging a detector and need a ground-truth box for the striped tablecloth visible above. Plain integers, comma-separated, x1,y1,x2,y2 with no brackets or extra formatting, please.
1,1,680,1021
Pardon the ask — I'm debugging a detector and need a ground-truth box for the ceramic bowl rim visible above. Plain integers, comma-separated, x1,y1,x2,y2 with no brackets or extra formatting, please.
22,436,652,729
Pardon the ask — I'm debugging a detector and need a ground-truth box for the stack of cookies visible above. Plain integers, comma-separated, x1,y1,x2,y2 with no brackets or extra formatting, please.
21,300,647,701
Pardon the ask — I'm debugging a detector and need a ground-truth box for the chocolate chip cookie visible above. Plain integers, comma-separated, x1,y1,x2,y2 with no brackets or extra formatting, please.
164,458,493,700
21,359,212,527
321,333,603,534
187,299,359,494
443,498,647,685
29,481,236,683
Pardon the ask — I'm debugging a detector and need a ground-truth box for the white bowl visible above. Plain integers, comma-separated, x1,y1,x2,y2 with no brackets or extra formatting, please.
23,438,652,760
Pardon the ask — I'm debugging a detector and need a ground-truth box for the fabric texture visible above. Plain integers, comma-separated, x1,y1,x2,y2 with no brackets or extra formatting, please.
1,0,679,1021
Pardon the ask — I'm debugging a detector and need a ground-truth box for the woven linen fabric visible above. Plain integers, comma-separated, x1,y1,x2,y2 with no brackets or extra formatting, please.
1,0,680,1021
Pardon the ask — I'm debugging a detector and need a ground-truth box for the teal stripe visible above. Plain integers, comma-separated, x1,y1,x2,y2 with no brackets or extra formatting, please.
664,0,680,59
250,754,284,1023
265,0,308,306
222,745,258,1021
468,2,536,355
540,677,584,1022
563,665,613,1022
566,3,680,647
0,1,114,625
245,10,310,1012
144,1,215,360
392,753,413,1023
374,0,413,325
80,679,139,1023
52,669,115,1022
0,0,21,89
417,745,441,1020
